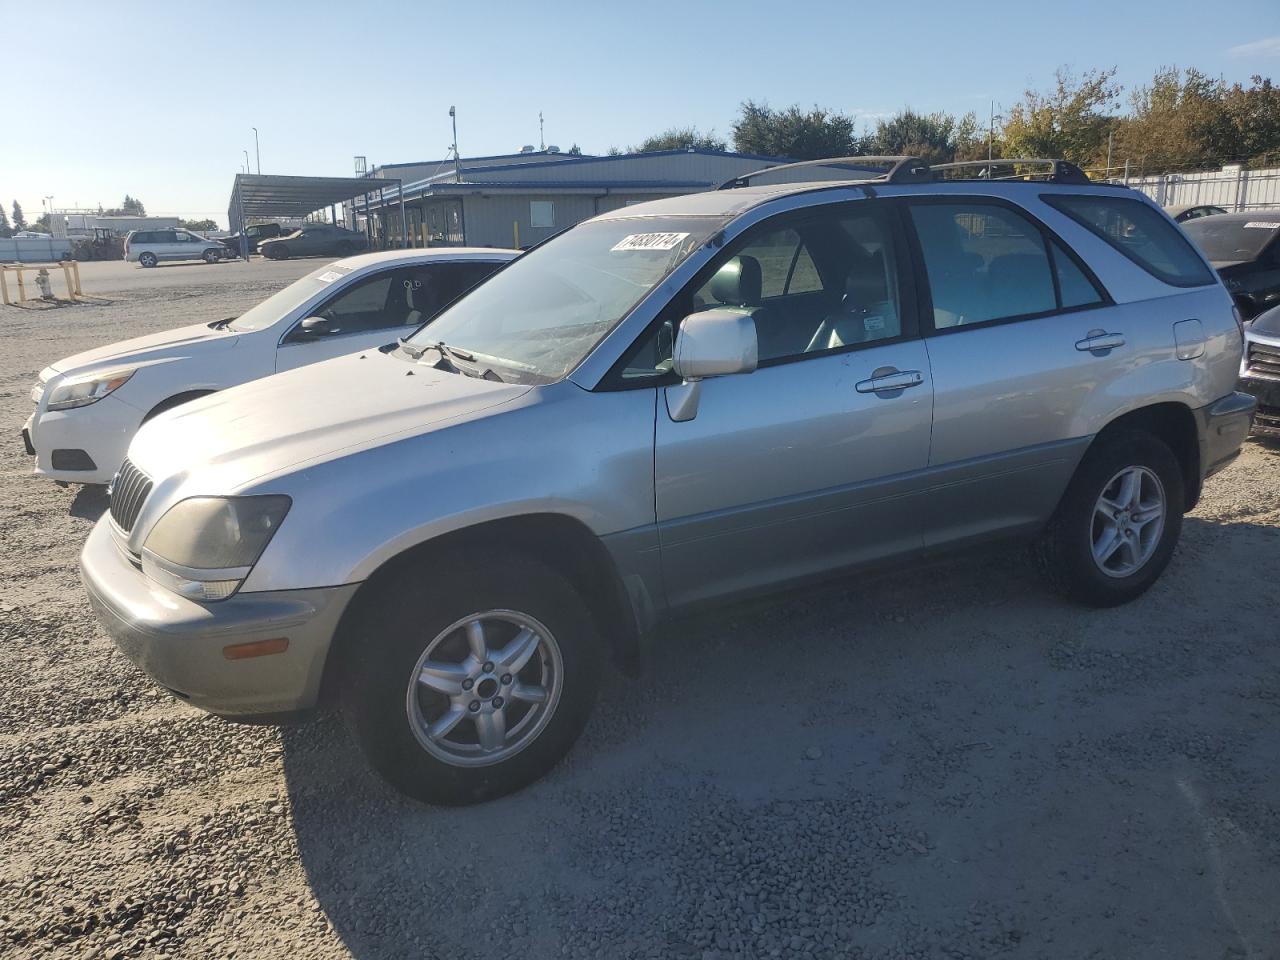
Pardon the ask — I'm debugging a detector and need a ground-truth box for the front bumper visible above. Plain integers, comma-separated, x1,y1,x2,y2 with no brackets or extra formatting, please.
1197,391,1257,477
25,393,142,484
1237,374,1280,437
79,518,359,718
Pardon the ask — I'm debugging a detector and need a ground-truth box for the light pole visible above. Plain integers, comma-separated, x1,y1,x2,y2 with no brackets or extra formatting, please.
449,106,461,182
252,127,260,174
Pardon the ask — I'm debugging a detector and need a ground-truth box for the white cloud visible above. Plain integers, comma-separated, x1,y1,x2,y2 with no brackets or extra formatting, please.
1228,35,1280,59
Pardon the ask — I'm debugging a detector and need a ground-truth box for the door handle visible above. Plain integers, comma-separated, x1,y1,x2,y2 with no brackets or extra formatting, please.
855,369,924,394
1075,331,1126,353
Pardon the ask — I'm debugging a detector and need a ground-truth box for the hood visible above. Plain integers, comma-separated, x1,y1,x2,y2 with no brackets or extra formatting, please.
127,349,532,491
1249,304,1280,337
48,321,241,375
1210,259,1250,271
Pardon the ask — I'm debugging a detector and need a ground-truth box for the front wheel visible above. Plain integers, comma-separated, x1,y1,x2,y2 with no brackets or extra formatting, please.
269,244,289,260
1036,430,1185,607
138,252,157,268
202,248,221,264
340,552,601,805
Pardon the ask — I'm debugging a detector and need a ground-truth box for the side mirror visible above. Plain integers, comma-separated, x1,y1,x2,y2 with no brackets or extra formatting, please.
672,308,758,380
300,316,341,336
666,309,758,423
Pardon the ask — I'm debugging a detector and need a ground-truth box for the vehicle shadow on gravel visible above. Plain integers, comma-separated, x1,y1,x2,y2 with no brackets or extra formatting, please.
279,518,1280,960
68,484,109,521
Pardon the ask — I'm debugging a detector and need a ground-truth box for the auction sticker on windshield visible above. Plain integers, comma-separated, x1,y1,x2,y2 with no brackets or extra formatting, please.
1243,222,1280,229
316,266,355,283
611,232,691,252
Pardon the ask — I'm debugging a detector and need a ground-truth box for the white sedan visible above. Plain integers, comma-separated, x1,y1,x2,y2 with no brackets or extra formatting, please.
24,248,516,484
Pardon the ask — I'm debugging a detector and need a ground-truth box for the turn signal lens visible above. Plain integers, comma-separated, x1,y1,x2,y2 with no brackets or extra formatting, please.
222,637,290,660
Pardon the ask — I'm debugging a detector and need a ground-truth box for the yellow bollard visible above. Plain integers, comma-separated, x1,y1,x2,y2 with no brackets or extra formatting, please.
72,260,81,296
1,268,9,306
61,262,76,302
16,267,26,303
513,220,520,249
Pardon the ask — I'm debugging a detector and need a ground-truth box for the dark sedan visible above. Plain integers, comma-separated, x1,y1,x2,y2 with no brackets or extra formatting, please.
1239,303,1280,437
1183,212,1280,320
258,224,369,260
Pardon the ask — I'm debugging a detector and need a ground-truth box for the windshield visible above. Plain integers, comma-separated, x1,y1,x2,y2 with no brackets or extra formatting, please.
406,216,726,382
228,262,355,331
1184,217,1279,262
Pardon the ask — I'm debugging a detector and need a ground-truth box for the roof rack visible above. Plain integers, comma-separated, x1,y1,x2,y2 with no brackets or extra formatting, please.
719,155,931,190
929,158,1092,185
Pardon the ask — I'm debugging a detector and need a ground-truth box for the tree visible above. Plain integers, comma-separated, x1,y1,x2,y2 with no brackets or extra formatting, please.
632,126,727,153
179,218,218,232
27,213,51,234
12,200,25,231
1000,67,1120,165
103,195,147,217
0,206,10,238
862,109,984,163
732,101,856,160
567,143,583,155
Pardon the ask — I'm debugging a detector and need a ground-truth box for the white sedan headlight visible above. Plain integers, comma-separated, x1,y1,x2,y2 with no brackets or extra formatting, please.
141,496,291,601
46,369,136,410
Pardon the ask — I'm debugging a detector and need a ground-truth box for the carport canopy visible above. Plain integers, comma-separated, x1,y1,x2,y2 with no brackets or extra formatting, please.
226,173,403,234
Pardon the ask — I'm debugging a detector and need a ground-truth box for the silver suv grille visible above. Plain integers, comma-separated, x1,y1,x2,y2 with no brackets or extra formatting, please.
1247,341,1280,380
109,459,153,533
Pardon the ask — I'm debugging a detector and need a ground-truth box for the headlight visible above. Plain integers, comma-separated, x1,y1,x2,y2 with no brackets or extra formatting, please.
46,369,135,410
141,496,291,601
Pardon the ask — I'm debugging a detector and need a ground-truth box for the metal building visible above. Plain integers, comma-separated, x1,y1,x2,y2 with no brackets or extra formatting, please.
350,149,787,249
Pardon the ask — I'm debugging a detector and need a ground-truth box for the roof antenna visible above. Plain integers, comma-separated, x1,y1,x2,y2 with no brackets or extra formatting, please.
539,111,545,151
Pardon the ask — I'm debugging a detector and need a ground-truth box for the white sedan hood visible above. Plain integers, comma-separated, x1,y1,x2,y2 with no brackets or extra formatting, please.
127,349,531,491
47,321,240,376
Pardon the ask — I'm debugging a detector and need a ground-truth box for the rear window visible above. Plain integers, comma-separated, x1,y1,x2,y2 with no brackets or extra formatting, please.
1043,194,1215,287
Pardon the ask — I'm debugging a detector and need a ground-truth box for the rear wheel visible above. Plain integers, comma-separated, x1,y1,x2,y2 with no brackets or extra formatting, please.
270,243,289,260
138,252,157,268
340,552,602,805
1036,430,1184,607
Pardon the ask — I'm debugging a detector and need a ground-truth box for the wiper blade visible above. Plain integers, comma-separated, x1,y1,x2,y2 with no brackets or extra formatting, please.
398,339,504,382
209,316,237,330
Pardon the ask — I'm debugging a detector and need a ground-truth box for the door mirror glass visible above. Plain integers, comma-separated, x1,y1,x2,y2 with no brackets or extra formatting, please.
300,316,340,336
672,308,758,380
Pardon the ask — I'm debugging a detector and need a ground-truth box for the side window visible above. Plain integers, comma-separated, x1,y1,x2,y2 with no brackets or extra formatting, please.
618,203,905,377
157,231,178,243
288,272,403,339
1043,194,1215,287
1051,238,1104,309
910,202,1059,328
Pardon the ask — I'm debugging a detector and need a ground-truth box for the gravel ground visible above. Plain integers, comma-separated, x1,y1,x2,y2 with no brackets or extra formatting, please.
2,259,1279,960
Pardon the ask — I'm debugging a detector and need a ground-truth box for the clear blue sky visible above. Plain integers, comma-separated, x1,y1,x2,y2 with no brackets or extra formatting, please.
7,0,1279,228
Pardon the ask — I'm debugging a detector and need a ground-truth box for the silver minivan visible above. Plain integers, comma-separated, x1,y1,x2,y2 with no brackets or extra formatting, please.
124,228,228,267
82,157,1256,804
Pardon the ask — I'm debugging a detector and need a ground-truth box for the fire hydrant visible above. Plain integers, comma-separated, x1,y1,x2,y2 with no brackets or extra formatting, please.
35,268,54,301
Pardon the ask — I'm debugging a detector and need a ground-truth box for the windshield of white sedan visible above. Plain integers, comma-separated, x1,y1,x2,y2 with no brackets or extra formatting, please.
228,263,354,331
405,217,725,382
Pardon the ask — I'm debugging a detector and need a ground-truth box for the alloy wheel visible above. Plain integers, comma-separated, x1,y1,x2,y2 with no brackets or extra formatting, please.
1091,465,1166,578
405,609,563,767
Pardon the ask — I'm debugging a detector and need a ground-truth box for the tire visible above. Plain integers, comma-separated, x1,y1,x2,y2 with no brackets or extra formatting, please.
1035,429,1185,607
138,252,157,268
340,551,602,805
202,248,221,264
270,243,290,260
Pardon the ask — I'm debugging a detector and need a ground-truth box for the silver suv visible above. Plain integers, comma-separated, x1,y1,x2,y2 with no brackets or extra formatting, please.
81,157,1256,804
